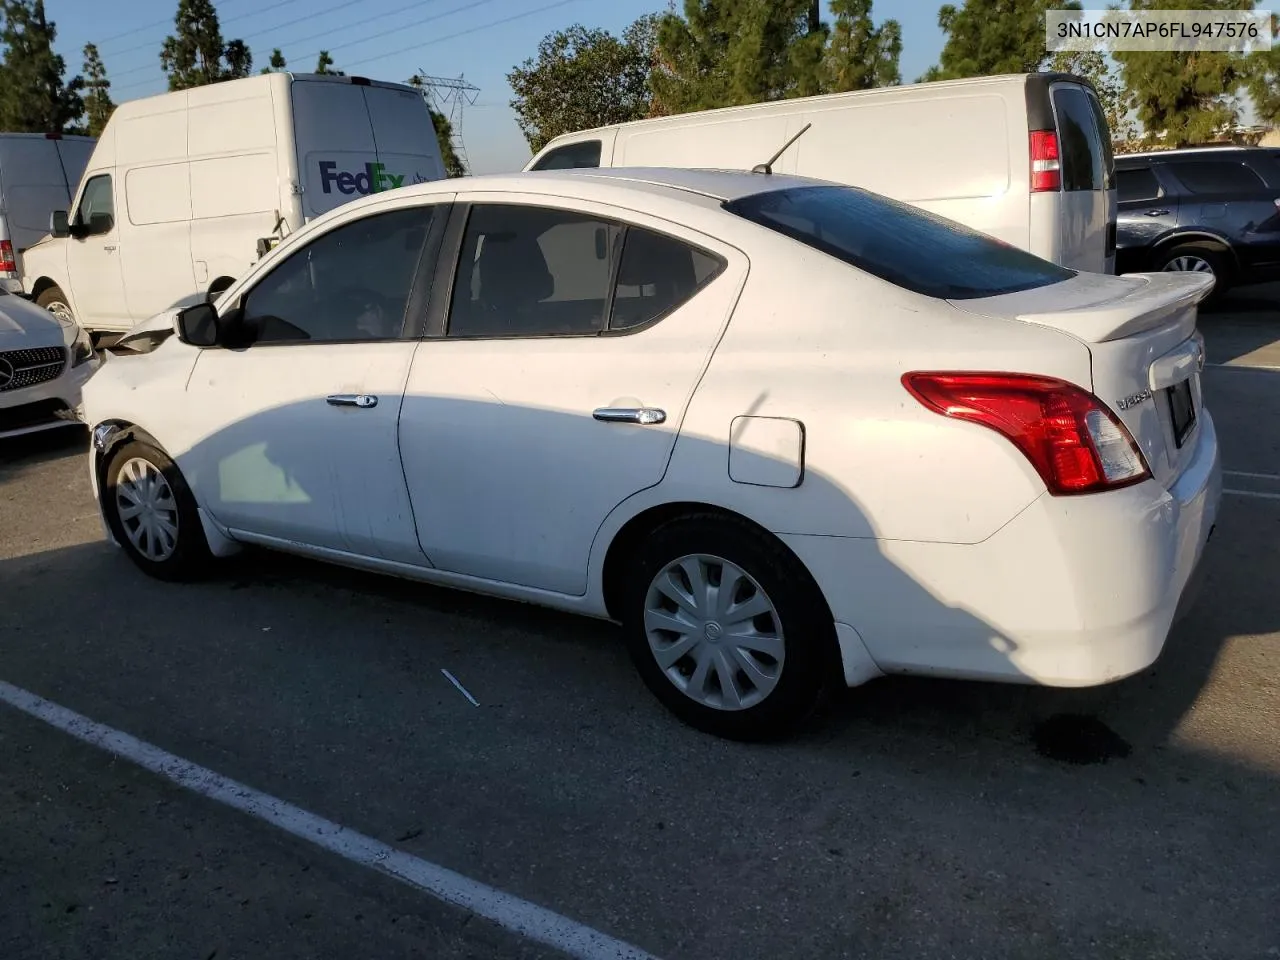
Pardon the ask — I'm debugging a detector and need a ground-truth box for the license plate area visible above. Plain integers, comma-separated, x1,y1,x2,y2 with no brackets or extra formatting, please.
1166,377,1196,448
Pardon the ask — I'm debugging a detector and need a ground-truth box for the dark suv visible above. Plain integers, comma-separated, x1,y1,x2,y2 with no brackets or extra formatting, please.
1115,146,1280,298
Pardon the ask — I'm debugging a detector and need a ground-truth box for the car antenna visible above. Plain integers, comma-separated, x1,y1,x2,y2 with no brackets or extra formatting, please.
751,122,812,175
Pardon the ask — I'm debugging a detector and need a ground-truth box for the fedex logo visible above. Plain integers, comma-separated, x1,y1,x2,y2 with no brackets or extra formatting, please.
319,161,405,195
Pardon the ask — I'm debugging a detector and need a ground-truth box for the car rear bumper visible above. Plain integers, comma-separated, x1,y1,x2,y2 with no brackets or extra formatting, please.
782,410,1222,688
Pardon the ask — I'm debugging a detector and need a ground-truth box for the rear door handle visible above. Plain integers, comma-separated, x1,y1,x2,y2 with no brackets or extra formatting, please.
1144,209,1170,217
593,407,666,425
326,394,378,408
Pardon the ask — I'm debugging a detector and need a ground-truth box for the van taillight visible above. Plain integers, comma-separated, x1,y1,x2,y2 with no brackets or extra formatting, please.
0,240,16,273
1030,130,1061,192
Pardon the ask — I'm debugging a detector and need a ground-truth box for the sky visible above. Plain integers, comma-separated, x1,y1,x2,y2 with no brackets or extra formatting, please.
46,0,948,174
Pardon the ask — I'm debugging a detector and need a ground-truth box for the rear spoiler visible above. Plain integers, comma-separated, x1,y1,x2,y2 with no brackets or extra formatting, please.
1013,272,1214,343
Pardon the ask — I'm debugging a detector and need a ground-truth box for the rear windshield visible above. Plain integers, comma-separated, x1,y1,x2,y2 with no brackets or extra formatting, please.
724,185,1076,300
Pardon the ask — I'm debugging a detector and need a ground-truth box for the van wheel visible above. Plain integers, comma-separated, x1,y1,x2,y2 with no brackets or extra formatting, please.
1156,243,1231,301
36,285,74,323
620,514,837,741
207,276,235,301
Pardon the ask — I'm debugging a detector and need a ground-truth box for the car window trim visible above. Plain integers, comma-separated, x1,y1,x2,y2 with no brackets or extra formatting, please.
223,201,448,349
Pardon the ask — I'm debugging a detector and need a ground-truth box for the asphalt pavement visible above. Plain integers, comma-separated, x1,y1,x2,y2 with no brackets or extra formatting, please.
2,286,1278,960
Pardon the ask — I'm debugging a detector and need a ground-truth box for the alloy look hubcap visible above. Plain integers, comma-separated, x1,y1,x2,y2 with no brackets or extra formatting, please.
643,554,785,711
1162,255,1214,275
115,458,180,562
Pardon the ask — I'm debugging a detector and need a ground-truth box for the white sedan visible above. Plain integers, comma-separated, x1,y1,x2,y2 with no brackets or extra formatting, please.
81,168,1221,740
0,289,97,439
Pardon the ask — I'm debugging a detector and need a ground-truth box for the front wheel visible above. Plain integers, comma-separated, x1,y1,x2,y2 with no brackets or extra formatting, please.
36,285,74,324
101,439,210,581
621,514,837,741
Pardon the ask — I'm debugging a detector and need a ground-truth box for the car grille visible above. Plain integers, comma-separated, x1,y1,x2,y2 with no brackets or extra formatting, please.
0,397,71,432
0,346,66,392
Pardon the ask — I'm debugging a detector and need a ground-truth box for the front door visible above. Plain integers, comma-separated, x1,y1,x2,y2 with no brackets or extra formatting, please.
65,173,129,329
399,197,745,595
179,201,446,564
1116,164,1179,273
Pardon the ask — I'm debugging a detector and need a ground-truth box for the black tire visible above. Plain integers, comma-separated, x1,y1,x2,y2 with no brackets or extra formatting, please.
620,513,838,741
35,284,74,321
1154,243,1232,302
101,439,211,581
207,276,236,301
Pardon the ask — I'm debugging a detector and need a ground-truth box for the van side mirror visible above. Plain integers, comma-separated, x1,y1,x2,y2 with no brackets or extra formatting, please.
87,212,114,236
175,302,219,347
50,210,69,238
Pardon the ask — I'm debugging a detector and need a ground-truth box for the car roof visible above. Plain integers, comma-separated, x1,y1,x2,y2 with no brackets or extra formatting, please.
1117,145,1273,162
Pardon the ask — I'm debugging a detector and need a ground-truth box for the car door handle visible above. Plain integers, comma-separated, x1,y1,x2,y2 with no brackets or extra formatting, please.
593,407,666,425
1144,209,1170,217
326,394,378,409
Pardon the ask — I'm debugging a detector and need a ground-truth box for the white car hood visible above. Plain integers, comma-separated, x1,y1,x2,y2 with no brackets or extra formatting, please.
0,293,69,350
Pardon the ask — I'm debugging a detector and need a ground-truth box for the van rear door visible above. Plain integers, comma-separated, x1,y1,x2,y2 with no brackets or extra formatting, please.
292,78,445,221
0,135,93,286
1048,80,1116,273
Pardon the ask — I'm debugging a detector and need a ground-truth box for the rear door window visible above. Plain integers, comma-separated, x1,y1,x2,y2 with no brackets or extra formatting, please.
530,140,602,171
1117,167,1161,203
611,227,724,331
1166,160,1265,196
725,185,1075,300
1052,85,1107,192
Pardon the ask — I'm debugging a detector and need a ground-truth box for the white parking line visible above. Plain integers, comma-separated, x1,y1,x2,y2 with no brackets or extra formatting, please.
1225,488,1280,501
1225,470,1280,482
0,680,658,960
1205,362,1280,372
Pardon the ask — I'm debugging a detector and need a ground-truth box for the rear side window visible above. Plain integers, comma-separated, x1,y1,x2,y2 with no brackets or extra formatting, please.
1117,167,1161,203
1052,86,1107,191
724,185,1075,300
1167,160,1265,195
612,228,724,331
531,140,602,171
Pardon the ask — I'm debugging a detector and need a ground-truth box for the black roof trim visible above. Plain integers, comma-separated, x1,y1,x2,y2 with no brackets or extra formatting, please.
1024,71,1099,131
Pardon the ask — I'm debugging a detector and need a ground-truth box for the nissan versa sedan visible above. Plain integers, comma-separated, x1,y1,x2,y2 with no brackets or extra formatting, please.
0,289,97,438
81,168,1221,740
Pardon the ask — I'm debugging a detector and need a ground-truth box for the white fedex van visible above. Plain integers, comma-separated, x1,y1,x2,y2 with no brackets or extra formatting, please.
0,133,95,293
526,73,1117,273
22,72,445,333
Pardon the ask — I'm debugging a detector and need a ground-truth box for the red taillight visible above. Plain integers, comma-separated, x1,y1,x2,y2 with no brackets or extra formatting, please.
902,372,1151,495
0,240,15,273
1029,130,1060,192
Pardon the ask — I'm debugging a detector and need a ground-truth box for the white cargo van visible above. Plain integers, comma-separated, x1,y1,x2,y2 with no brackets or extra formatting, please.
22,72,446,333
526,73,1117,273
0,133,95,293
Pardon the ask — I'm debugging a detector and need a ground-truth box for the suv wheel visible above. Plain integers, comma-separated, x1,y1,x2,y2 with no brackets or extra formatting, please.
1156,243,1231,301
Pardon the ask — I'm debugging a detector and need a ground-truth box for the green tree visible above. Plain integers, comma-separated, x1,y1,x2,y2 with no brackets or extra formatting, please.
507,15,658,151
260,47,286,74
0,0,84,134
824,0,902,91
1244,12,1280,126
652,0,827,114
407,75,468,178
1114,0,1253,147
82,42,113,137
925,0,1079,81
315,50,343,75
1049,50,1137,144
159,0,253,91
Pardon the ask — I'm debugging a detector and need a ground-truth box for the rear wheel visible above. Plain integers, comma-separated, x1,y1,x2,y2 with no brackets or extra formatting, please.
102,439,210,581
36,285,74,323
1155,243,1231,301
620,514,837,741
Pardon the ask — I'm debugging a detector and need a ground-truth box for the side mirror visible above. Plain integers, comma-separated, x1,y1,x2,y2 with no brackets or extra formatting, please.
88,212,114,236
175,302,219,347
50,210,69,238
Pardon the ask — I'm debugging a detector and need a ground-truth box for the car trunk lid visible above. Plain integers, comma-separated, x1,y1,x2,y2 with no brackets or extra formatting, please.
949,270,1213,488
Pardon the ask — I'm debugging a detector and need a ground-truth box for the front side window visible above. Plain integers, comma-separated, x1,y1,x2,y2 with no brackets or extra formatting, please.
75,175,114,232
448,204,621,337
531,140,602,171
725,185,1075,300
1117,167,1161,203
241,205,436,344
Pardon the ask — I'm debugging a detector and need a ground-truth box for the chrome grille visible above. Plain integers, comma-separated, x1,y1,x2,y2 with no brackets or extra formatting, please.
0,345,66,392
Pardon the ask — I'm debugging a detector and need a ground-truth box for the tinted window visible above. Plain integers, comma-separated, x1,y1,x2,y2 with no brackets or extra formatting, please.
725,185,1075,300
611,228,724,331
1117,167,1161,203
1084,88,1116,187
76,175,113,226
448,204,621,337
531,140,603,171
1053,86,1106,191
1168,160,1265,195
242,206,435,344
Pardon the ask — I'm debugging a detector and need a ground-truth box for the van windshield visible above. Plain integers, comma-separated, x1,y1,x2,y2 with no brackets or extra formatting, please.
724,185,1076,300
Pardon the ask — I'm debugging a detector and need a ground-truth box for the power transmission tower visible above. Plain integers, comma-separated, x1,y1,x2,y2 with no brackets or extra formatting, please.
410,71,480,172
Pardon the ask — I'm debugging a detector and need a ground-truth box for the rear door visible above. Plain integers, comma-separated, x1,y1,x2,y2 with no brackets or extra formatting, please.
292,79,444,222
1163,157,1280,276
1115,163,1180,272
1049,82,1115,274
